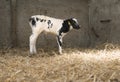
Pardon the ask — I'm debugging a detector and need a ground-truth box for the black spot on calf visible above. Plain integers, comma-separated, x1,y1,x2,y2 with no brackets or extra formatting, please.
32,19,36,26
36,17,39,21
29,18,36,26
40,19,44,22
47,20,51,25
59,19,70,35
47,20,53,28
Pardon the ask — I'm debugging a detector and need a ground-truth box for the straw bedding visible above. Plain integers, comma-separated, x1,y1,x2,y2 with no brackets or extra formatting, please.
0,44,120,82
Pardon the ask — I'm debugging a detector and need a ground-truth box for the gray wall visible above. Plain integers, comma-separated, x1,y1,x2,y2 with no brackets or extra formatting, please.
16,0,90,49
0,0,11,48
89,0,120,45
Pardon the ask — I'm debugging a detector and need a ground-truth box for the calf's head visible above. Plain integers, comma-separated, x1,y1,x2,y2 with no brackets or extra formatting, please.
69,18,81,29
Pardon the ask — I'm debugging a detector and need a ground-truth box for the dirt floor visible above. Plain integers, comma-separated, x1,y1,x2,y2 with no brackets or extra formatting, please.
0,44,120,82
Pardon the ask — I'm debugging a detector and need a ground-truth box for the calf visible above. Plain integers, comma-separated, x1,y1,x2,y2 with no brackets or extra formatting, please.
29,15,80,55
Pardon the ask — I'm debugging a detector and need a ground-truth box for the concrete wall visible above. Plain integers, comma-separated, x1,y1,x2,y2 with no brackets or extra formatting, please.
0,0,11,48
89,0,120,45
16,0,90,49
4,0,120,49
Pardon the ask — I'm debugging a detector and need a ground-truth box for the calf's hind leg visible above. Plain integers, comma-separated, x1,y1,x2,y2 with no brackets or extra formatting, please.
29,33,39,55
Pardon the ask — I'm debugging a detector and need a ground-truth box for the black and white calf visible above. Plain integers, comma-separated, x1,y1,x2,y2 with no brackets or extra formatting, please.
29,15,80,55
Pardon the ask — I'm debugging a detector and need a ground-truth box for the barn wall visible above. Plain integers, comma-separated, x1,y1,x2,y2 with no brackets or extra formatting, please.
16,0,90,49
0,0,11,48
89,0,120,45
3,0,118,49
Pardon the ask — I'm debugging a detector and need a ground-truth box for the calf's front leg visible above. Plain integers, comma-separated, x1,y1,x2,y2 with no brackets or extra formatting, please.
56,35,63,54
